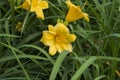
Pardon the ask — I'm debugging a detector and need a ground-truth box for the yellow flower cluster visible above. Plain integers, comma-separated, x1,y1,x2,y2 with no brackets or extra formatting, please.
21,0,89,22
20,0,90,55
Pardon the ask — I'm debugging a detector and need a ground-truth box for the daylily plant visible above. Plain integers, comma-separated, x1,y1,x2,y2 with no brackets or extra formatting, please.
22,0,48,20
65,0,89,22
40,22,76,55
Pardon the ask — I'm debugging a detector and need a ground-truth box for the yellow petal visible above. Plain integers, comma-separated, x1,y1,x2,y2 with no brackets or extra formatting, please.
30,0,48,13
55,23,69,34
30,0,37,12
56,43,63,53
35,8,44,20
63,43,72,52
55,34,76,44
66,34,76,42
26,0,30,4
66,0,77,8
40,31,55,46
49,44,57,56
22,0,30,10
83,12,90,22
56,43,72,53
39,1,49,9
55,35,66,43
48,25,55,32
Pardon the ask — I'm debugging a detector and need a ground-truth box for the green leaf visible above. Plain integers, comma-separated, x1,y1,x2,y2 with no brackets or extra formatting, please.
49,51,69,80
0,34,20,37
71,56,96,80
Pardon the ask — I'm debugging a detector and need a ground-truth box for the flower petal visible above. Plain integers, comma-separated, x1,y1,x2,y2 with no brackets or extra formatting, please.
66,34,76,42
35,8,44,19
39,1,49,9
40,31,55,46
49,44,57,56
56,43,72,53
30,0,37,12
22,0,30,10
55,23,69,34
83,12,90,22
48,25,55,32
66,0,78,8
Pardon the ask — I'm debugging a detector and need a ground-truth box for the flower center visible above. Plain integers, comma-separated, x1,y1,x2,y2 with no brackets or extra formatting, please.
55,34,63,43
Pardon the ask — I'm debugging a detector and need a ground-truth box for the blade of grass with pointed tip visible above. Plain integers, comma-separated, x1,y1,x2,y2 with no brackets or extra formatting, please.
71,56,96,80
49,51,69,80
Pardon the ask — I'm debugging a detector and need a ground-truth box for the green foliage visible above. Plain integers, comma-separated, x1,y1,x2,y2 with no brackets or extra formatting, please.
0,0,120,80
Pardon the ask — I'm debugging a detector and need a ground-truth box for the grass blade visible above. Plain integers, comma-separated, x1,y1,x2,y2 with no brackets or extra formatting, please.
71,56,96,80
49,51,69,80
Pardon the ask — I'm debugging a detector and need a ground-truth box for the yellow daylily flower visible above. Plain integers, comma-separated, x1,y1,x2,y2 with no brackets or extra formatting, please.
40,23,76,55
22,0,49,20
65,0,89,22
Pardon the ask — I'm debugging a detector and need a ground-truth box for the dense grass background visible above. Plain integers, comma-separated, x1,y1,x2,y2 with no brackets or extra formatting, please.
0,0,120,80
